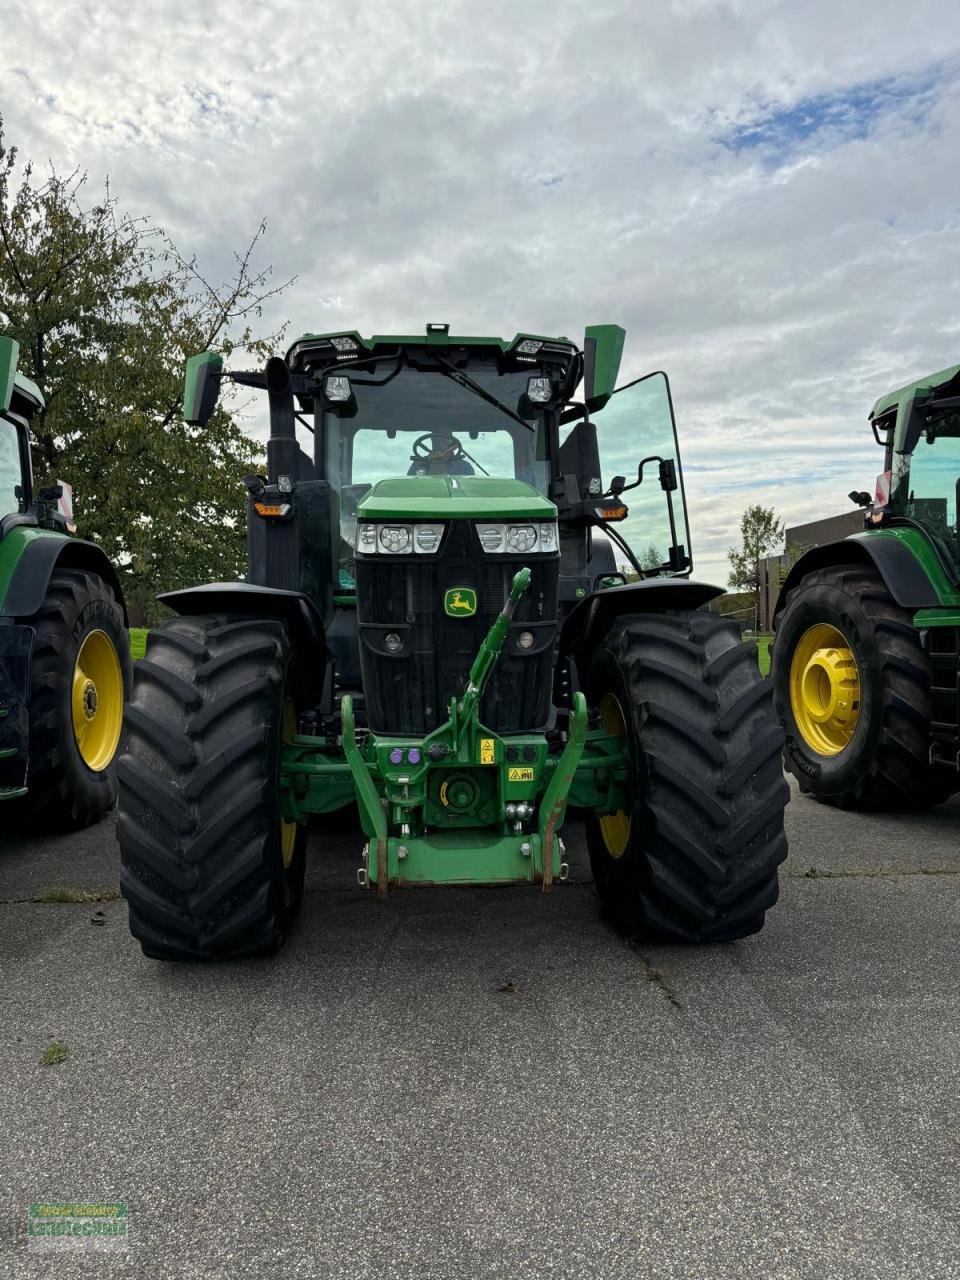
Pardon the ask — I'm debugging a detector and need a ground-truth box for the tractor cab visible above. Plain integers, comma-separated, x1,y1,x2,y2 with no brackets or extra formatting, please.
870,361,960,578
284,326,692,603
0,336,42,528
181,327,695,728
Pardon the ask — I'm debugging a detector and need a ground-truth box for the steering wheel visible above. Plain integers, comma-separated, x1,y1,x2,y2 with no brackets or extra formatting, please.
411,433,466,464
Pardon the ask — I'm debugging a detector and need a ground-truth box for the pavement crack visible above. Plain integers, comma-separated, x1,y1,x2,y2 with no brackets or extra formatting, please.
637,954,683,1009
790,866,960,880
0,887,122,905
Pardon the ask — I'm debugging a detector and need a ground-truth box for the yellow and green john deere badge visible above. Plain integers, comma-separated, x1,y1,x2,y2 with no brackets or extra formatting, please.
444,587,477,617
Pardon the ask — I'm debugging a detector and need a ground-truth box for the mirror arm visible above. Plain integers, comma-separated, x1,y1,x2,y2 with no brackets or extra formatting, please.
604,454,664,498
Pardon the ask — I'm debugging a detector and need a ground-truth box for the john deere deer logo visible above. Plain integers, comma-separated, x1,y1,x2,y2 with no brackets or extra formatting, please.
444,587,477,617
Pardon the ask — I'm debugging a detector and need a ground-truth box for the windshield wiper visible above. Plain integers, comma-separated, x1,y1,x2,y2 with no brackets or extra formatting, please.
433,354,535,432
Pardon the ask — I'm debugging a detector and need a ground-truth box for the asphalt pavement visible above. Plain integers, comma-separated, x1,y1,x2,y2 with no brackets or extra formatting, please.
1,778,959,1279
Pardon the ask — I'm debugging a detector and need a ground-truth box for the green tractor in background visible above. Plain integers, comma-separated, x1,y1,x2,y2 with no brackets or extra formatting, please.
772,360,960,808
0,338,131,829
117,323,788,961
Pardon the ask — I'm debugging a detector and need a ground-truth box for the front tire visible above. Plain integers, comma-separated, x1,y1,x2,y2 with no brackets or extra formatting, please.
18,569,131,831
117,615,306,961
584,611,788,943
772,563,956,809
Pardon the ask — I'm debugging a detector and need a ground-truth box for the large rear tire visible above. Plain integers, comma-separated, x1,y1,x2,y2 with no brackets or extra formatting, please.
16,569,130,831
772,563,957,809
584,611,788,943
117,615,306,961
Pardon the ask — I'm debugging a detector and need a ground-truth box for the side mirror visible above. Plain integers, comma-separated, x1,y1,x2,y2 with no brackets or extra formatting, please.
582,324,625,412
0,337,20,414
183,351,223,426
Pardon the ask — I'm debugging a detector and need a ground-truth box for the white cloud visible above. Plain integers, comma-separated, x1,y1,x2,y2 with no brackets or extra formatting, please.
3,0,959,583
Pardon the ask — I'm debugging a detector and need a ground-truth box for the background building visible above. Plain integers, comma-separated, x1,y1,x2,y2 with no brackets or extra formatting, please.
758,509,864,631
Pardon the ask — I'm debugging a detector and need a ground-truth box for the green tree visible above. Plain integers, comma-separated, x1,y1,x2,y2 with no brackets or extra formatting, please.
640,543,665,571
0,119,291,617
727,504,784,594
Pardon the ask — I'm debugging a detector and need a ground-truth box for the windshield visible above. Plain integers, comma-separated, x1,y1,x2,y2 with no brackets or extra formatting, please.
323,359,550,563
891,416,960,572
0,417,23,519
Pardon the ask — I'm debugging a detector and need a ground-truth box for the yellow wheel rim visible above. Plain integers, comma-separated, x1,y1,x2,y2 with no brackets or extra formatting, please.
72,629,123,772
598,692,631,858
789,622,860,757
281,698,298,869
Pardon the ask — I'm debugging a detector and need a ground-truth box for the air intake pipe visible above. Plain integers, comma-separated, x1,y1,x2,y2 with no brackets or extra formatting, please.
265,356,299,484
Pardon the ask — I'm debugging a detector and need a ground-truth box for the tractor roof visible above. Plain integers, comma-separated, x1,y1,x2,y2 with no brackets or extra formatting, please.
0,333,44,417
11,372,44,414
870,360,960,421
285,327,574,369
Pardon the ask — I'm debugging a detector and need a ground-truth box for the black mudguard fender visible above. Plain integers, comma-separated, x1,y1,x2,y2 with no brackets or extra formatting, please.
558,578,724,665
774,534,940,627
159,582,329,700
3,537,127,623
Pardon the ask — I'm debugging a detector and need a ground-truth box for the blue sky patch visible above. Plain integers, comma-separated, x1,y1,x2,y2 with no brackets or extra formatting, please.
718,62,949,161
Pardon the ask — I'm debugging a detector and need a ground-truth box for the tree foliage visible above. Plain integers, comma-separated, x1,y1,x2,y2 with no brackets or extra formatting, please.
640,543,665,571
0,118,292,616
727,504,784,593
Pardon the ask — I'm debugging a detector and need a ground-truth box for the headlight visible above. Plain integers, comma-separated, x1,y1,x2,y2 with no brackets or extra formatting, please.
475,521,559,554
526,376,552,403
477,525,505,553
414,524,443,553
357,522,378,553
538,522,559,553
357,522,443,554
379,525,411,553
330,335,358,353
507,525,537,553
325,375,352,401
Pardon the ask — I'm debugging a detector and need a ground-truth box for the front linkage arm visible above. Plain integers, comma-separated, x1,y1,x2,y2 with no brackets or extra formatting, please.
450,567,531,747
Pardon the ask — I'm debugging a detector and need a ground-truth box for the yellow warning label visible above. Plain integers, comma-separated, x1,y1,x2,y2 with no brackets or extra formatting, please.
480,738,495,765
508,767,535,782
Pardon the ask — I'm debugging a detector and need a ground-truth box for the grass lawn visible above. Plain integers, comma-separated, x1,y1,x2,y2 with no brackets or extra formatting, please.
129,627,149,661
754,633,773,677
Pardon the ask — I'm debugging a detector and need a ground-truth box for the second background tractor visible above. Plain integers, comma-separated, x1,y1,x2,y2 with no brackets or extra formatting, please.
772,359,960,809
0,337,130,830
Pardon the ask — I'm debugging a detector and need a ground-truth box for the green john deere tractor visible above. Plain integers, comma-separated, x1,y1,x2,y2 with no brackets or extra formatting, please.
772,359,960,808
0,337,131,829
117,323,788,960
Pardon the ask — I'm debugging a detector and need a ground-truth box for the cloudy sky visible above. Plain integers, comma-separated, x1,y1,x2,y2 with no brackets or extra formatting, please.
3,0,959,583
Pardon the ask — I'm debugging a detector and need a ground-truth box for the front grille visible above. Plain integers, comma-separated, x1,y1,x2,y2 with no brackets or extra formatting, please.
356,522,559,734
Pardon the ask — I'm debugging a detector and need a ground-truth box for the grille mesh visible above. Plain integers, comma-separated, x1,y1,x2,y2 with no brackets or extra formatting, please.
356,522,559,734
